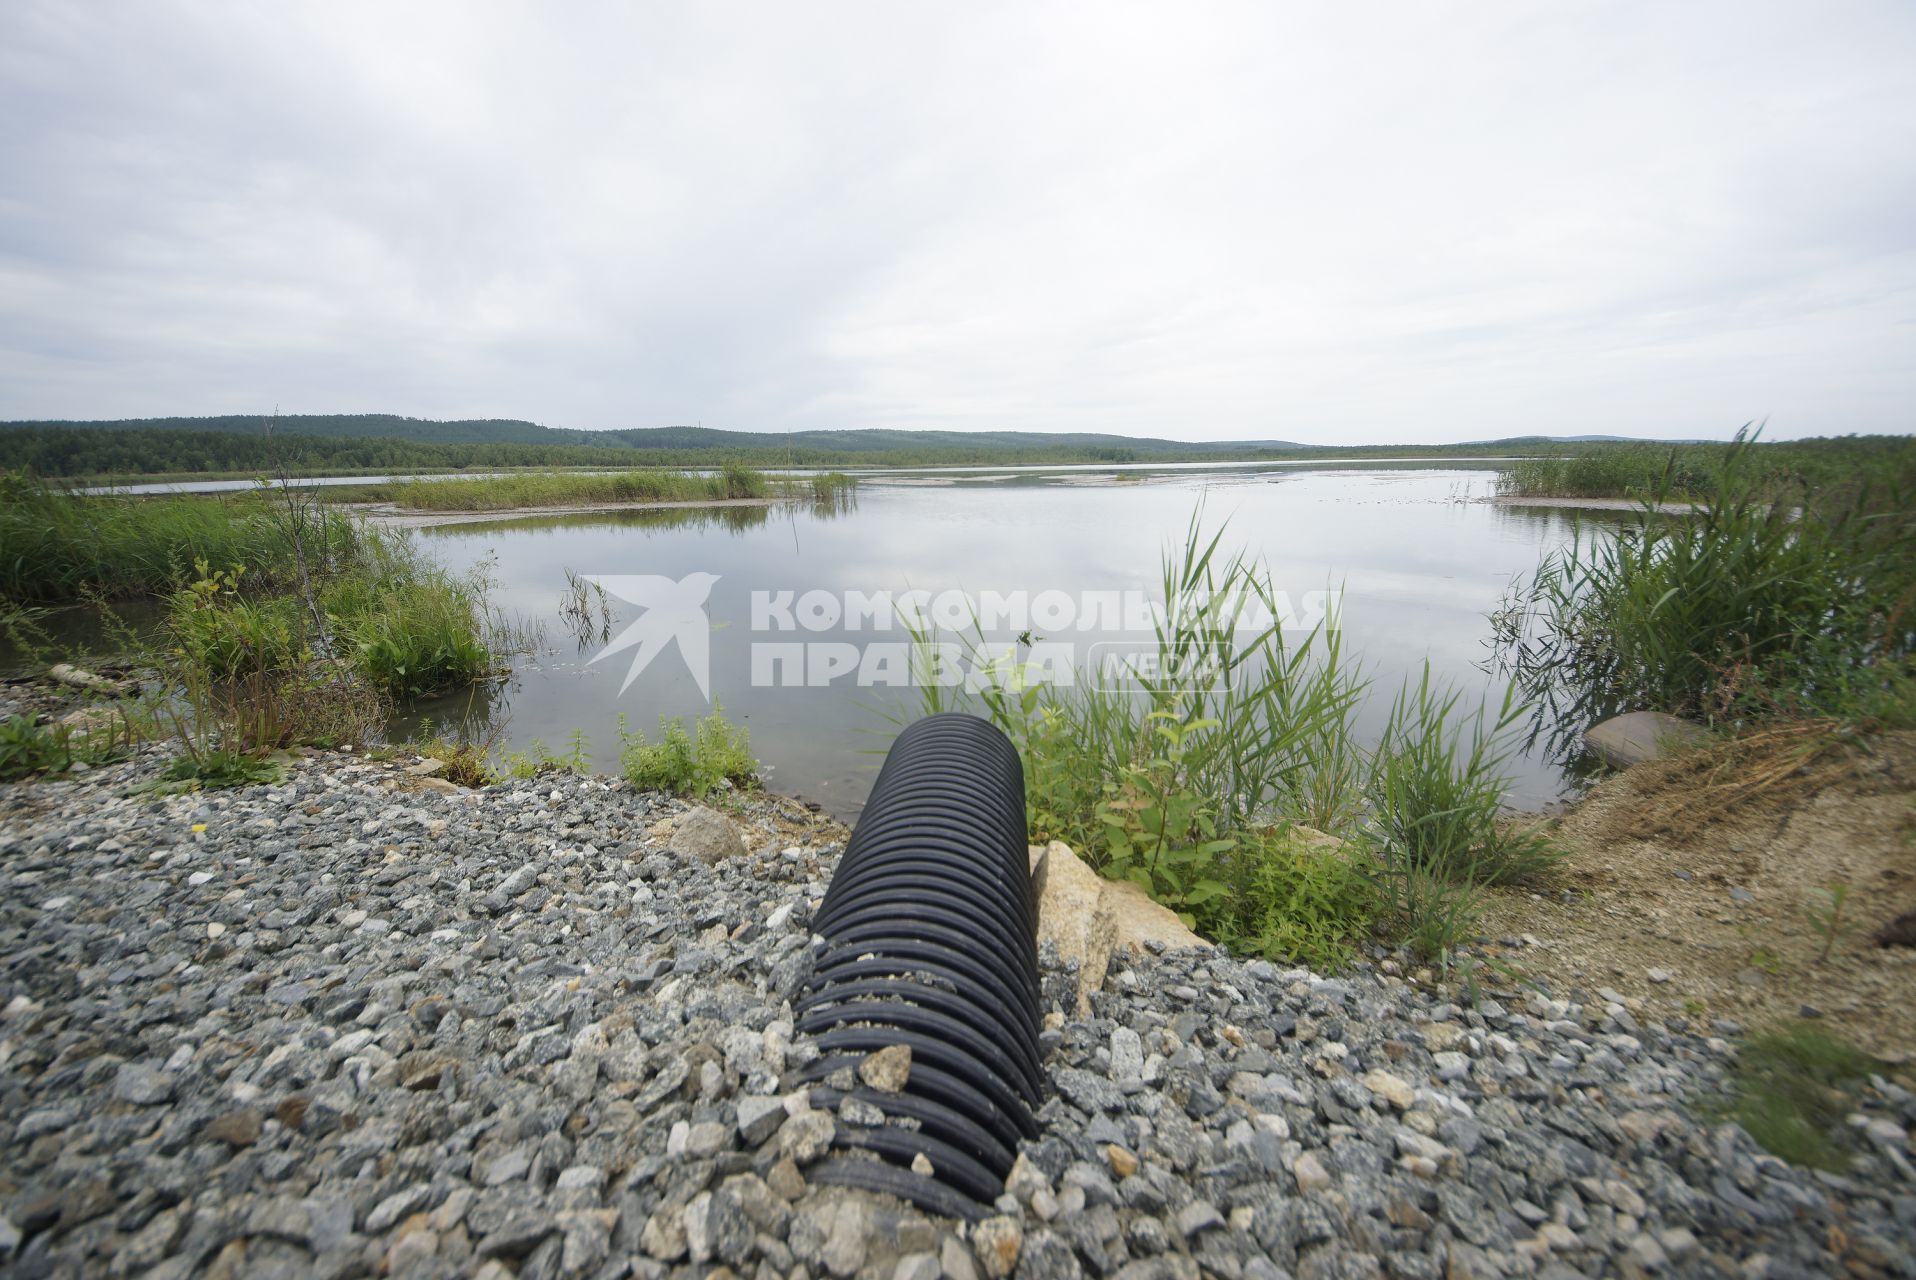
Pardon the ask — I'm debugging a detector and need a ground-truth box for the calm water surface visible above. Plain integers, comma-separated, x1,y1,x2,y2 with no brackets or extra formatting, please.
394,465,1596,819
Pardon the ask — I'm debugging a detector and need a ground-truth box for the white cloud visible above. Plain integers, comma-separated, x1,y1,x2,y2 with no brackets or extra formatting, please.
1,0,1911,441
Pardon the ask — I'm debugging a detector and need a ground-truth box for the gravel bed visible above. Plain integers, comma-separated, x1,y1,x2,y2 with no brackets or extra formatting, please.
2,744,1913,1279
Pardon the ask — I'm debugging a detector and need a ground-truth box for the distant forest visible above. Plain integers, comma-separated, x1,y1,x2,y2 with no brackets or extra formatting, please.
0,413,1590,478
0,413,1896,482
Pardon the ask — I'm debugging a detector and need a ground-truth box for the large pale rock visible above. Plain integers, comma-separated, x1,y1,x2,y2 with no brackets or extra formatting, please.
1029,841,1208,1012
48,663,136,697
670,807,747,863
1583,711,1708,769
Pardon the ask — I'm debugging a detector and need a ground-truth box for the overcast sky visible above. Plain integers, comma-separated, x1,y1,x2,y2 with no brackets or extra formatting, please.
1,2,1911,443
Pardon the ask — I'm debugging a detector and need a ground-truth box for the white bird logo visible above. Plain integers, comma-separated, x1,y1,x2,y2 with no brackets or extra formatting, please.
583,572,721,699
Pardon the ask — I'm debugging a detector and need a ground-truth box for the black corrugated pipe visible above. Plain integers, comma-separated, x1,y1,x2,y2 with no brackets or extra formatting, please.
793,712,1042,1220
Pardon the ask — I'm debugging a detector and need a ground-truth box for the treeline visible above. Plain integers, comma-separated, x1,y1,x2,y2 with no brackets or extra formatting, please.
0,427,658,478
0,426,1190,477
7,413,1296,456
2,417,1905,483
0,424,1531,479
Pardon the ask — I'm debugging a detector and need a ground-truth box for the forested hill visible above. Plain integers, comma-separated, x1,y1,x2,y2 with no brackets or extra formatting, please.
4,414,1306,456
0,413,1823,480
0,414,1336,476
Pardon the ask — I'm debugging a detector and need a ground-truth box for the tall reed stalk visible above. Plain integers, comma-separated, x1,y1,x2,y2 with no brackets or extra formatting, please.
908,511,1551,967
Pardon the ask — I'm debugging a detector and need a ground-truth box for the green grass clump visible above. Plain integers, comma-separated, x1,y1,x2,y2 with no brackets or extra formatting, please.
1227,827,1379,971
1495,433,1916,729
166,564,307,678
718,462,768,500
1365,674,1560,961
498,729,592,779
808,472,857,502
315,536,496,697
1367,674,1560,886
150,748,284,793
1719,1027,1882,1170
619,707,757,799
0,715,70,779
332,580,491,697
404,736,501,787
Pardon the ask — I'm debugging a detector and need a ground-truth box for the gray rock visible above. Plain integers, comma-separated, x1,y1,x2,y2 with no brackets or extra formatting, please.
683,1189,752,1265
112,1062,176,1105
365,1184,428,1234
1583,711,1708,768
737,1094,787,1144
778,1109,836,1162
896,1250,942,1280
671,807,747,862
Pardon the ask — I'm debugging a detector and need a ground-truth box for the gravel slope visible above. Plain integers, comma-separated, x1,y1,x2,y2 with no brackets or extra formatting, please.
1,745,1912,1279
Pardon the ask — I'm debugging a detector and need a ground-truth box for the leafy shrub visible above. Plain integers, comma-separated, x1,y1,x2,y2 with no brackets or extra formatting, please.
619,707,756,798
167,563,306,679
1091,713,1236,922
1225,828,1377,971
0,709,135,779
0,716,71,779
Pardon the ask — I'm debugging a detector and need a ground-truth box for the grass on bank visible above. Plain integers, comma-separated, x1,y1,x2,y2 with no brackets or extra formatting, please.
1493,432,1916,732
0,470,359,604
1715,1026,1884,1170
327,464,858,512
396,707,761,800
914,515,1558,971
619,708,757,799
1494,433,1916,505
380,464,767,510
0,711,135,780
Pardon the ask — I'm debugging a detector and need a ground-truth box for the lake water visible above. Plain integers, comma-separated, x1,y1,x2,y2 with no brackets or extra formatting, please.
389,463,1600,819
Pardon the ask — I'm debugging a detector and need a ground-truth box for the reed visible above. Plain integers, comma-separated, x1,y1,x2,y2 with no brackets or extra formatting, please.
355,467,773,512
0,471,358,604
1493,432,1916,727
910,511,1545,966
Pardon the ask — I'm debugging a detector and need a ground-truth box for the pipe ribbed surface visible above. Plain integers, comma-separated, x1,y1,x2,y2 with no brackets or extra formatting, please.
794,713,1041,1220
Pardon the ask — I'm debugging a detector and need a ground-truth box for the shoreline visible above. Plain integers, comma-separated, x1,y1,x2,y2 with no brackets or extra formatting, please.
1485,494,1707,512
